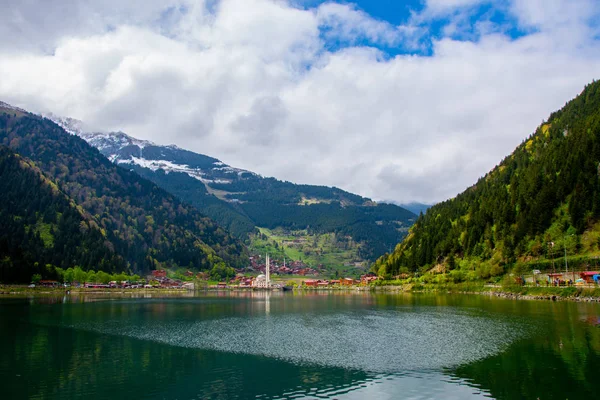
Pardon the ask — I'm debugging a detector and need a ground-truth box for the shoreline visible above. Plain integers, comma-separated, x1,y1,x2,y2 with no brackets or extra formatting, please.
2,284,600,303
0,286,193,296
372,283,600,302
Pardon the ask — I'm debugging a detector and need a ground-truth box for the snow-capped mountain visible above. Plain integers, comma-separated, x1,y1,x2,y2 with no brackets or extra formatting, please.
80,131,154,153
42,113,254,186
42,112,85,135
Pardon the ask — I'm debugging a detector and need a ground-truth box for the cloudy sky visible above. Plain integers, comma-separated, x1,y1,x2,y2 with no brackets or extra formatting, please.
1,0,599,204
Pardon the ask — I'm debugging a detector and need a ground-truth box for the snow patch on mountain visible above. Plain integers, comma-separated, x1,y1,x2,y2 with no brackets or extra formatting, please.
213,166,240,174
118,157,233,184
118,157,187,172
80,131,155,151
42,113,85,135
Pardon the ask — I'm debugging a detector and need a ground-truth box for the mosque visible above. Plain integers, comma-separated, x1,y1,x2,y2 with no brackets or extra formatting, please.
252,254,272,289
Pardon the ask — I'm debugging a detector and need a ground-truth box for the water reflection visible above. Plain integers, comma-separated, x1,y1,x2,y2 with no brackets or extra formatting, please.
447,301,600,400
1,293,599,399
0,317,376,399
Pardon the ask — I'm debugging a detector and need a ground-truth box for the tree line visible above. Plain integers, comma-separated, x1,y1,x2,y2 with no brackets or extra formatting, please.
372,80,600,278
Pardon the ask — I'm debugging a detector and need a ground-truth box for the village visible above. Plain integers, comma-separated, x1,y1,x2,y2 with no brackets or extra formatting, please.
245,255,320,276
216,254,378,289
30,253,377,291
522,269,600,287
29,252,600,292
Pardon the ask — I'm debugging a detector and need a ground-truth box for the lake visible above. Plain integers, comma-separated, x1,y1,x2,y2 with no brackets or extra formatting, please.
1,291,599,399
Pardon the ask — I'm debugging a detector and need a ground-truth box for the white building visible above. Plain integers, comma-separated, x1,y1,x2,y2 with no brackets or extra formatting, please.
252,254,271,289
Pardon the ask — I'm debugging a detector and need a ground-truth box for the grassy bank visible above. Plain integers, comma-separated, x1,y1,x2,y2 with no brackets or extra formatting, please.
372,280,600,301
0,285,192,296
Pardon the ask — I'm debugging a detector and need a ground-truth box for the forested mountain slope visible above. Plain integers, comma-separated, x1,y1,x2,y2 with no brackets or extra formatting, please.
47,117,416,261
372,80,600,278
0,104,247,276
0,147,126,282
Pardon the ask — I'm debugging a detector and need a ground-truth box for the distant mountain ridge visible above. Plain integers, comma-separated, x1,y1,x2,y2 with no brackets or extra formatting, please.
396,202,432,215
45,114,416,261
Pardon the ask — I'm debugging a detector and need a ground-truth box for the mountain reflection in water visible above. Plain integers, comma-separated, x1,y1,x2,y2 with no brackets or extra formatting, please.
0,292,599,399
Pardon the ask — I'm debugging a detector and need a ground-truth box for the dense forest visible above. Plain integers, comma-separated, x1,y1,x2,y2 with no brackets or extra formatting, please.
209,176,366,205
0,147,125,282
0,106,248,280
372,80,600,278
131,166,257,238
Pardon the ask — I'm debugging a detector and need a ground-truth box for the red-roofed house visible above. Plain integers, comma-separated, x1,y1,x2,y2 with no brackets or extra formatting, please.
152,270,167,278
580,271,600,283
341,278,354,286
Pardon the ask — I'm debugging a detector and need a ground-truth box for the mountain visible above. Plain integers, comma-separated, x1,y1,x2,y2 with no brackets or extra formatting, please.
46,118,416,261
372,80,600,279
0,104,248,278
0,146,125,282
396,202,432,216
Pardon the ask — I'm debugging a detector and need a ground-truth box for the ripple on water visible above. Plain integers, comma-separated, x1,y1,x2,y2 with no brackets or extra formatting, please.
71,306,533,374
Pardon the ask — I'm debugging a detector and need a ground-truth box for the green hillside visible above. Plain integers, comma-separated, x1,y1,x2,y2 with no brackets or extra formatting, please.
0,147,125,282
249,227,365,275
0,105,248,278
372,80,600,279
131,167,256,238
240,199,414,260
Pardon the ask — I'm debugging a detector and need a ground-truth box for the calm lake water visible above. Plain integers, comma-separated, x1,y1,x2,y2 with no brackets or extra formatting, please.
1,291,599,399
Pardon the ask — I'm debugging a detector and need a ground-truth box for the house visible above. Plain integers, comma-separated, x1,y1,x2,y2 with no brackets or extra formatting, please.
239,278,253,287
361,273,378,284
304,279,319,287
579,271,600,283
85,283,110,288
152,270,167,278
341,278,355,286
217,282,228,288
182,282,195,290
39,280,60,287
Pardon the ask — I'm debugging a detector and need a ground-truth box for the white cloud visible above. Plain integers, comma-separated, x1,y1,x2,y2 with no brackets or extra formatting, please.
510,0,598,30
425,0,487,15
0,0,599,204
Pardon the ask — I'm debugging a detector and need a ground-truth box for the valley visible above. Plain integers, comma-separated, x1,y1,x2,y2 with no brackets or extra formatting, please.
46,113,416,266
248,227,366,277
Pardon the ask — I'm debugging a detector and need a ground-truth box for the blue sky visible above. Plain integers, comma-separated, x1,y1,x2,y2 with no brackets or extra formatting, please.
301,0,422,23
1,0,600,203
298,0,533,56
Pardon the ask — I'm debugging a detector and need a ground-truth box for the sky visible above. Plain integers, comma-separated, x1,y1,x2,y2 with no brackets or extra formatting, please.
1,0,600,204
